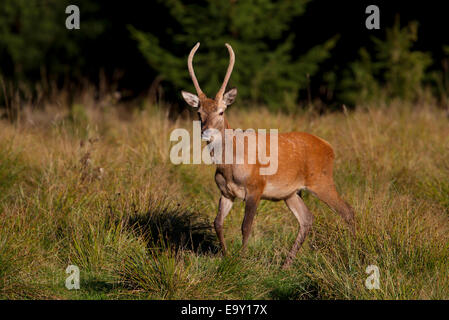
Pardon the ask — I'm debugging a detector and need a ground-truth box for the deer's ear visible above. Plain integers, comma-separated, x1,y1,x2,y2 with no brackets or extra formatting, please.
223,88,237,106
181,91,200,108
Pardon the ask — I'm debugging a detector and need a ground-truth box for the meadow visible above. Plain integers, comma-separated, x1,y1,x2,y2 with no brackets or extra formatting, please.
0,96,448,299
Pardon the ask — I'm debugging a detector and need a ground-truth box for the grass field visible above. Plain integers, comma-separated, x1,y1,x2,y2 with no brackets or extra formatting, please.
0,99,448,299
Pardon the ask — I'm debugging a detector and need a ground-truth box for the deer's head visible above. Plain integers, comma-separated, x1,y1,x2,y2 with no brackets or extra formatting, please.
181,43,237,141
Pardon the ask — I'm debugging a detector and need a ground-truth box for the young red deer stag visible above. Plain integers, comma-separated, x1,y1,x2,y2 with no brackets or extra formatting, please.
181,43,355,268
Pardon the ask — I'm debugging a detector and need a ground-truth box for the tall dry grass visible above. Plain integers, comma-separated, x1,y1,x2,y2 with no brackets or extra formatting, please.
0,98,448,299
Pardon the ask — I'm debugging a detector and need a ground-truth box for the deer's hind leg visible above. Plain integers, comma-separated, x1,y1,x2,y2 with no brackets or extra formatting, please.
282,193,314,269
307,182,355,234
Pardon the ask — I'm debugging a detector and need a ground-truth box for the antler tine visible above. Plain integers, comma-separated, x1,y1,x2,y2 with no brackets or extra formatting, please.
216,43,235,100
188,42,205,98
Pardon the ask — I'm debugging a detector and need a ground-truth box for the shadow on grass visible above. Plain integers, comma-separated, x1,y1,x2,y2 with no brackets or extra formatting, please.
81,279,116,293
125,201,220,254
71,276,129,299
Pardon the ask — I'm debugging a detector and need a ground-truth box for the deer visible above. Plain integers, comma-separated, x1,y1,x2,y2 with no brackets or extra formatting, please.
181,43,355,268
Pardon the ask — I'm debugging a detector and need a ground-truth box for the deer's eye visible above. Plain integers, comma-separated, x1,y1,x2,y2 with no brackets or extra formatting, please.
219,111,224,116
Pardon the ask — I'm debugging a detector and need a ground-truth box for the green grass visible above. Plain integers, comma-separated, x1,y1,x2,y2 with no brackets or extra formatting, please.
0,101,448,299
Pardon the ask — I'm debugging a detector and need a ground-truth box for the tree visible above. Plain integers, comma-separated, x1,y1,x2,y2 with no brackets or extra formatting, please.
130,0,337,110
340,18,432,105
0,0,105,83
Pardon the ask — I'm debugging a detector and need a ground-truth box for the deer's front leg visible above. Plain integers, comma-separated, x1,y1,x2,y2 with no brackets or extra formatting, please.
215,195,233,256
241,193,261,251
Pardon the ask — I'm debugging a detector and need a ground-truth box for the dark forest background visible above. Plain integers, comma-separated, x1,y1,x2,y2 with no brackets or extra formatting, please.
1,0,448,113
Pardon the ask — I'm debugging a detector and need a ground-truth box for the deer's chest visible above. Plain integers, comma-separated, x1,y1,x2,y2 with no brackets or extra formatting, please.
215,170,246,200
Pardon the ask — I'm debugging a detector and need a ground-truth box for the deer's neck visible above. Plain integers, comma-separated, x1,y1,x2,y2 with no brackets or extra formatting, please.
224,117,231,130
213,116,233,174
205,117,232,171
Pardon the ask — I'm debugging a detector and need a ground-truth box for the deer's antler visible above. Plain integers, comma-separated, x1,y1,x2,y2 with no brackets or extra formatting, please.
188,42,205,98
216,43,235,100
